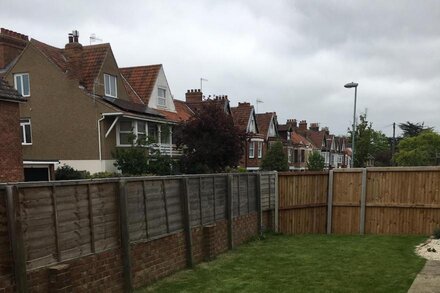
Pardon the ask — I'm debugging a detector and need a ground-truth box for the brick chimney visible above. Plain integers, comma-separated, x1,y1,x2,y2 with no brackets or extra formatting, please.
64,30,83,80
287,118,297,129
185,89,203,103
309,122,319,131
0,28,29,69
298,120,307,132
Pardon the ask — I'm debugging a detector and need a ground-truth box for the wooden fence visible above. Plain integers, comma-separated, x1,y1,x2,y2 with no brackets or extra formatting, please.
279,167,440,235
0,172,277,292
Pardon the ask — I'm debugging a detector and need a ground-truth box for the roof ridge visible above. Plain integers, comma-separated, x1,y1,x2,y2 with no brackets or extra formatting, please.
120,64,162,70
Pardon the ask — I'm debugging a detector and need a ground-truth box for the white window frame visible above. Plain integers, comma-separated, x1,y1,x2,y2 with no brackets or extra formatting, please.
14,73,30,97
157,87,167,107
104,74,118,98
20,118,32,145
257,142,263,159
249,142,255,159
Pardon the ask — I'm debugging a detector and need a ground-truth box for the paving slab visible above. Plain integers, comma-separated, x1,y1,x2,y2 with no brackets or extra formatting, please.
408,260,440,293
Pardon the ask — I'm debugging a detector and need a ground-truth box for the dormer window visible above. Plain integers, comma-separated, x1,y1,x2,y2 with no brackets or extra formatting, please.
104,74,117,98
14,73,30,97
158,88,166,107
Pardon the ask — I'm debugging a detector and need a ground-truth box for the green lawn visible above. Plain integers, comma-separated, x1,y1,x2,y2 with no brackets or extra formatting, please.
139,234,426,293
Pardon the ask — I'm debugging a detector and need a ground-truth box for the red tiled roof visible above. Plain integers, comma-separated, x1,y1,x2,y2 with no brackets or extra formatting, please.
256,112,275,139
80,44,110,91
307,131,327,149
31,39,67,70
121,74,144,104
291,131,308,146
120,65,161,105
31,39,111,93
231,103,254,133
157,100,193,122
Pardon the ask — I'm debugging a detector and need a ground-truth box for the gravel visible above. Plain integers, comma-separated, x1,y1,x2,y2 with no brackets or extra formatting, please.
416,239,440,260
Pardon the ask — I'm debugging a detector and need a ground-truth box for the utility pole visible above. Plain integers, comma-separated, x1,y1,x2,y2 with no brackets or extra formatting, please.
200,78,208,92
391,122,396,166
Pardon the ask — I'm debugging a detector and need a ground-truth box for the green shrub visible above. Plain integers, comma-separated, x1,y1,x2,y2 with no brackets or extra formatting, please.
89,172,121,179
55,164,90,180
261,141,289,171
307,151,325,171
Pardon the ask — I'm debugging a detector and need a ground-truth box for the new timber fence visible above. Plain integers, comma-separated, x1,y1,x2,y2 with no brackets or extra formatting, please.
0,172,277,293
279,167,440,236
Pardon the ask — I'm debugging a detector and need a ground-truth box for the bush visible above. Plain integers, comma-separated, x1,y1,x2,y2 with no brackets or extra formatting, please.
307,151,325,171
89,172,121,179
433,228,440,239
55,164,90,180
261,141,289,171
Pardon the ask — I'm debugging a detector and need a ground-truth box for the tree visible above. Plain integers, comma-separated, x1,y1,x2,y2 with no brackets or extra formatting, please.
348,114,390,167
399,121,434,138
261,141,289,171
307,151,325,171
394,131,440,166
175,101,245,173
113,133,176,175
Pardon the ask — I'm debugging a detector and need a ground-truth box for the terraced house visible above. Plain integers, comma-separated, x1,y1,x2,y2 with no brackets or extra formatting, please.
0,28,191,180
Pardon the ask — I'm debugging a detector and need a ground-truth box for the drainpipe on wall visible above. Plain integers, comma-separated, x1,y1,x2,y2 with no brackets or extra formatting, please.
97,115,105,171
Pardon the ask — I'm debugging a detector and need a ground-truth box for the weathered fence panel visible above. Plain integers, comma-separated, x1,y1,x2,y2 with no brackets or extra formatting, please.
278,172,328,234
0,187,12,289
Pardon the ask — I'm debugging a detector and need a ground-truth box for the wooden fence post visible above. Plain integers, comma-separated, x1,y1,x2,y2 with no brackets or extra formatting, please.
227,174,234,250
5,185,28,293
326,170,334,235
255,174,263,235
181,178,194,268
118,180,133,293
274,172,279,233
359,169,367,235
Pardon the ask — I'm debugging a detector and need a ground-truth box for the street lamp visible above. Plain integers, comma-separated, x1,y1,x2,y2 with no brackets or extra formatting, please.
344,82,358,168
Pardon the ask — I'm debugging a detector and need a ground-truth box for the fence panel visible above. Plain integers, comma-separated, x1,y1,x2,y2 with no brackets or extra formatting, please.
366,169,440,234
278,172,328,234
0,188,12,285
331,170,362,234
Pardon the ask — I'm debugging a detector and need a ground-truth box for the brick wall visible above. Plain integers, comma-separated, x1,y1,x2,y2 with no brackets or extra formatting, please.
233,212,258,246
0,101,24,182
26,248,124,292
131,214,257,289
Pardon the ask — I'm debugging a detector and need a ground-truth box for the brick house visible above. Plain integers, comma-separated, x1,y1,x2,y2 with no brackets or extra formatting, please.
0,79,27,182
0,28,189,179
231,102,265,171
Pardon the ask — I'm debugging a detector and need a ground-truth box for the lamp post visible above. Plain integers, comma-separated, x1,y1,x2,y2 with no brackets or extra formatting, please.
344,82,358,168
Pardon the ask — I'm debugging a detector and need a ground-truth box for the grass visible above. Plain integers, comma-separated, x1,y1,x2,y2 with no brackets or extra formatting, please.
138,234,426,293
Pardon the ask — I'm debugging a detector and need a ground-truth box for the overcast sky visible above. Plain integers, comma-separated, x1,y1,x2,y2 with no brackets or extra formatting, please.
3,0,440,136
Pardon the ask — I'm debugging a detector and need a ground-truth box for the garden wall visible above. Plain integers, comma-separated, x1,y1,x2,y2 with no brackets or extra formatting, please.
0,172,276,292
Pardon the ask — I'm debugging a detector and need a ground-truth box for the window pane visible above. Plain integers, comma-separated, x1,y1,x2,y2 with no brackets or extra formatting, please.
111,76,116,97
158,97,166,106
25,125,31,143
104,74,110,95
148,124,158,141
20,126,24,143
15,75,23,95
137,121,146,134
23,74,30,96
120,120,132,131
119,133,132,145
158,88,166,97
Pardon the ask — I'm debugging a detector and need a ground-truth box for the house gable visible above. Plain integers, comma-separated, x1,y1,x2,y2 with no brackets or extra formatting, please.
247,108,257,133
147,66,176,112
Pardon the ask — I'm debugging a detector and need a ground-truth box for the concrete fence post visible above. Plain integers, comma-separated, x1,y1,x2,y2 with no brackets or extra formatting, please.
118,180,133,293
360,168,367,235
181,178,194,268
274,172,279,233
5,185,28,293
326,170,334,235
227,174,234,249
